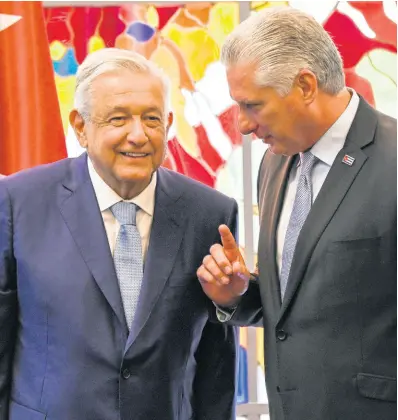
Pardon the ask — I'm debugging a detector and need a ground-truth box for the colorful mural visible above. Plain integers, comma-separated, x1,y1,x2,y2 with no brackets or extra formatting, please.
45,2,240,188
44,1,396,407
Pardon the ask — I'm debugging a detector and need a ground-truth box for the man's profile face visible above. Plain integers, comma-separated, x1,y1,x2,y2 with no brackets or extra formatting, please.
74,68,172,198
227,62,309,156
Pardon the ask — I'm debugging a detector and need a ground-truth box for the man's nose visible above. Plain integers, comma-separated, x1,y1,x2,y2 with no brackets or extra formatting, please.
238,111,257,135
126,117,149,144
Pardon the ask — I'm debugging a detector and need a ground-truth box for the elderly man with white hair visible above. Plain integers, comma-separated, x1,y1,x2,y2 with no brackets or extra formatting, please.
198,7,396,420
0,48,239,420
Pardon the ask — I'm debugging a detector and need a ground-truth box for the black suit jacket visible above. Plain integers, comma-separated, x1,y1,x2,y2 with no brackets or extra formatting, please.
0,153,239,420
228,98,397,420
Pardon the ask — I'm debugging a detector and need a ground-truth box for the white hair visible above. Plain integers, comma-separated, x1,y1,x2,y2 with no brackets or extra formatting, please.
221,7,345,96
74,48,171,119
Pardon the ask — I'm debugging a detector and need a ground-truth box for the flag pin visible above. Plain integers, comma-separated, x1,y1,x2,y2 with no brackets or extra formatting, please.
342,154,355,166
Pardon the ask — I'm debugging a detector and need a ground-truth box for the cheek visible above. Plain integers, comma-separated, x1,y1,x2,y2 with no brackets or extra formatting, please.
153,138,167,160
146,128,167,154
257,108,278,129
267,107,295,132
93,130,124,153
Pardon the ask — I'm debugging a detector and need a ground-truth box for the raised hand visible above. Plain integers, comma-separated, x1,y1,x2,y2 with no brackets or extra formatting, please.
197,224,250,307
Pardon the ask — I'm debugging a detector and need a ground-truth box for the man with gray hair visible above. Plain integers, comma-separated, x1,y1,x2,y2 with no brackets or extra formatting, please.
0,48,238,420
198,7,396,420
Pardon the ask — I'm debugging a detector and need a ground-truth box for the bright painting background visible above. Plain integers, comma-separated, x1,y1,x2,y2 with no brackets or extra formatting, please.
44,1,397,410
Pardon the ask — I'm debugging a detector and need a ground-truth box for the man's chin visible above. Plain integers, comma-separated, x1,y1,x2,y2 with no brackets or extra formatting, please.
268,144,295,157
117,171,151,183
263,137,280,154
268,144,283,155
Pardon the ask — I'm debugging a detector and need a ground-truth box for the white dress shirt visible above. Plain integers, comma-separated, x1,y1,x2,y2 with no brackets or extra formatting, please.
87,158,156,262
276,90,360,275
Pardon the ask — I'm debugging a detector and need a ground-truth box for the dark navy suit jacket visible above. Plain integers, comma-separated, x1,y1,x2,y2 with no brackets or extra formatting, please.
0,153,239,420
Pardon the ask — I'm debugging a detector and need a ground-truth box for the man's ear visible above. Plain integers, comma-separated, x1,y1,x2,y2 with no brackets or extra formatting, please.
165,111,174,137
69,109,88,148
294,69,318,105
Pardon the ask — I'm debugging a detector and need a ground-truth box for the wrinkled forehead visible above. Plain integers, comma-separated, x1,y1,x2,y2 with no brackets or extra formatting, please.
226,63,261,99
89,70,166,113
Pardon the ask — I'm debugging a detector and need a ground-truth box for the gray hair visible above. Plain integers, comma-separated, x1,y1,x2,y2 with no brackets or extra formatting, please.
74,48,171,119
221,7,345,96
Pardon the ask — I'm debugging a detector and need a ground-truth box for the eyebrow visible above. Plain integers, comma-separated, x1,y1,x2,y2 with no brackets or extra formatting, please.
143,107,162,115
103,106,163,116
231,94,261,106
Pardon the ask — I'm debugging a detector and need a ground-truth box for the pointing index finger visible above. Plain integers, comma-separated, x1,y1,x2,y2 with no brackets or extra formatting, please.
218,224,239,261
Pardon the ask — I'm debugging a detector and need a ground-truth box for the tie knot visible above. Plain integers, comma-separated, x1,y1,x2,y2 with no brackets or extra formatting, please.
111,201,138,226
299,152,317,177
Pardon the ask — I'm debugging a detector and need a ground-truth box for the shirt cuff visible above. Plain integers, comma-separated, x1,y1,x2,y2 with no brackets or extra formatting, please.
213,302,238,322
213,272,258,322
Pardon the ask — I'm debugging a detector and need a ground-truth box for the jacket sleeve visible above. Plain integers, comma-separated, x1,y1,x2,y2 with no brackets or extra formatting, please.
192,321,238,420
210,198,263,326
0,183,18,419
225,150,266,326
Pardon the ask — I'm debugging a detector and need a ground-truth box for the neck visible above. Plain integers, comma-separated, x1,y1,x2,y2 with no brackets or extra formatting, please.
116,174,154,200
305,88,352,148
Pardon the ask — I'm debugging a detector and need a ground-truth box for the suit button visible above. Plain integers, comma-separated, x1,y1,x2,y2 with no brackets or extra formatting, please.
276,330,288,341
122,368,131,379
276,386,281,392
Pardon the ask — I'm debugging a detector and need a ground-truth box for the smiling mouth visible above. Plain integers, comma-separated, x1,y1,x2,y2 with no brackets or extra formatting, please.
121,152,150,158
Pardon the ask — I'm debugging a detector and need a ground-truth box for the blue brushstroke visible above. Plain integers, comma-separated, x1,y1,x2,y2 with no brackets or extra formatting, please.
53,47,79,77
126,21,155,43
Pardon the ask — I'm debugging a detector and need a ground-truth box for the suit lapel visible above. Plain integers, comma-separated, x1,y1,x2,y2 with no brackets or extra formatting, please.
279,98,377,319
258,154,295,309
125,168,186,352
58,154,127,331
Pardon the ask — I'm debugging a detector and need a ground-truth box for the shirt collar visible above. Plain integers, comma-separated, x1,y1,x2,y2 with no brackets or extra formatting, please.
87,157,157,216
304,89,360,167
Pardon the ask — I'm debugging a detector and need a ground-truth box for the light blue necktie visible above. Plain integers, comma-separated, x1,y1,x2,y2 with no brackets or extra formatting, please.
280,152,317,299
111,202,143,329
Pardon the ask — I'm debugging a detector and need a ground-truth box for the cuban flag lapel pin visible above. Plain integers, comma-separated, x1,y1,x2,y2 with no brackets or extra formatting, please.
342,154,355,166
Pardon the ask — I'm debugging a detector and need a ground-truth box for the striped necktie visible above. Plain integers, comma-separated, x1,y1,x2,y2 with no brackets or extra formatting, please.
111,201,143,329
280,152,317,299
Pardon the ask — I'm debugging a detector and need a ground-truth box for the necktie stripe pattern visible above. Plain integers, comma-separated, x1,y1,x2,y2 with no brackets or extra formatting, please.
280,152,317,299
111,201,143,329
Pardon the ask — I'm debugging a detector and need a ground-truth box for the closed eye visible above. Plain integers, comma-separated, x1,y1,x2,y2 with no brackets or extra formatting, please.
243,103,261,111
